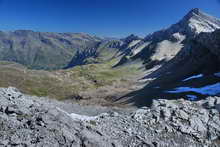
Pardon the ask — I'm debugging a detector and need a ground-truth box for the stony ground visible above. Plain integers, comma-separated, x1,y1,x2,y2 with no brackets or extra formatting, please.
0,87,220,147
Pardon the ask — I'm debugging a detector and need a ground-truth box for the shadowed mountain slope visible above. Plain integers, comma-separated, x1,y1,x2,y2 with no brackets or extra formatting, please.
1,9,220,108
115,9,220,107
118,29,220,107
0,31,101,70
115,8,220,69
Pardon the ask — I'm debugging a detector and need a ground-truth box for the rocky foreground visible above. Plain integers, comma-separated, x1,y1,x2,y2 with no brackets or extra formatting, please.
0,87,220,146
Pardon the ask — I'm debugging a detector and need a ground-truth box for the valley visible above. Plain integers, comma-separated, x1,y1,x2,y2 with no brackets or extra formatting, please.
0,59,144,106
1,8,219,107
1,8,220,146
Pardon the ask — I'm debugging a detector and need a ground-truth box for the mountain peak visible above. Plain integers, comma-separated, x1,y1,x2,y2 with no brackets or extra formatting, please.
123,34,141,43
144,9,220,42
188,8,201,15
182,8,205,22
179,8,220,34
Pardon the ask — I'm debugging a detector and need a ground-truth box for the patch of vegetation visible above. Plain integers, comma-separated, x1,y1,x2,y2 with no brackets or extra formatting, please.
0,59,140,100
89,120,97,126
66,59,138,87
0,61,14,65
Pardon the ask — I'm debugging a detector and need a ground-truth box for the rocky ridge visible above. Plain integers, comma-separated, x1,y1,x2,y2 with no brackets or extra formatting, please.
1,87,220,146
144,8,220,41
115,8,220,68
116,11,220,107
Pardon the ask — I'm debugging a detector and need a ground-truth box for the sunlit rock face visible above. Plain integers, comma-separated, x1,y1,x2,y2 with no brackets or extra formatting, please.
115,8,220,69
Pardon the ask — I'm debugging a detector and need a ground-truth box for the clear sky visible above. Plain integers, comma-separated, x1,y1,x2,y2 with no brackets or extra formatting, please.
0,0,219,37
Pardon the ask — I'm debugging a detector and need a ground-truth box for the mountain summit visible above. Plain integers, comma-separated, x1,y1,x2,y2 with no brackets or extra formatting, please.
180,8,220,34
115,9,220,66
0,9,217,70
118,9,220,107
184,8,204,19
144,8,220,42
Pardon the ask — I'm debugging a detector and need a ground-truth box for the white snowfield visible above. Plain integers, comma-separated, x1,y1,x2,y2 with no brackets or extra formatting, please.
128,40,141,48
182,72,220,81
56,107,109,122
165,83,220,95
186,95,198,100
214,72,220,77
182,74,203,81
188,17,220,34
151,40,183,61
70,113,111,121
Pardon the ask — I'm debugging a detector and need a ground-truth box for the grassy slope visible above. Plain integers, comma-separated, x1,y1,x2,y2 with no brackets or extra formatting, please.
0,31,100,70
0,60,140,100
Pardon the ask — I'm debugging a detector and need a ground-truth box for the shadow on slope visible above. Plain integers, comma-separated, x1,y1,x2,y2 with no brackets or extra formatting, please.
115,38,220,107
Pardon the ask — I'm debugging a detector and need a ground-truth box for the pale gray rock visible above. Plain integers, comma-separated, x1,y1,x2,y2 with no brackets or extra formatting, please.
0,87,220,146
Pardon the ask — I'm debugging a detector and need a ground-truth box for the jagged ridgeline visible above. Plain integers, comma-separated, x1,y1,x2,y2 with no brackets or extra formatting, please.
0,9,219,71
116,8,220,68
115,8,220,106
0,30,141,70
0,8,220,104
1,8,220,146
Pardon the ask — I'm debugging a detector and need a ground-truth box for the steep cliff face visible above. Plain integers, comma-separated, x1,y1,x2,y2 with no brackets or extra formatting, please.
196,29,220,60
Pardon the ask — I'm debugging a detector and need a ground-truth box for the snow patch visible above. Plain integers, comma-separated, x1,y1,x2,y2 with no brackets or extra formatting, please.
70,113,98,121
70,113,109,121
128,40,141,48
182,74,203,81
56,107,104,122
151,40,183,61
165,83,220,95
132,42,150,55
153,86,160,89
186,95,198,101
172,33,186,41
214,72,220,77
189,18,220,34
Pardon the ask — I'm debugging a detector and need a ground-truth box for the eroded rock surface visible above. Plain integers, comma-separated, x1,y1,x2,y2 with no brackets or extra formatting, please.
0,87,220,146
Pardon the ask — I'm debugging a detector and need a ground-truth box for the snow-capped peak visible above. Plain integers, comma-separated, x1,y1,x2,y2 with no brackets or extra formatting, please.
144,9,220,42
180,8,220,34
184,8,203,18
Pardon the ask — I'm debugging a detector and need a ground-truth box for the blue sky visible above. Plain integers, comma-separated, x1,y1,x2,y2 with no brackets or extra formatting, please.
0,0,219,37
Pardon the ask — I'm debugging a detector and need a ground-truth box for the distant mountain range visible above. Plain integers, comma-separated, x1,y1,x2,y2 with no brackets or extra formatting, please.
1,8,220,147
0,8,218,71
0,8,220,106
0,31,102,69
0,29,143,70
